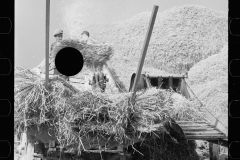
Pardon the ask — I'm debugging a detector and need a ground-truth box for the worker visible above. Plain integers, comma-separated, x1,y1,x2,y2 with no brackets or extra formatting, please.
50,29,69,81
80,31,90,43
50,29,63,55
80,30,98,44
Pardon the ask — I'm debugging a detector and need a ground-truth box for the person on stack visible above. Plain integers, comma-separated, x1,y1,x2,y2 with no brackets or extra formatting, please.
80,31,90,43
50,29,63,58
50,29,69,81
80,31,99,44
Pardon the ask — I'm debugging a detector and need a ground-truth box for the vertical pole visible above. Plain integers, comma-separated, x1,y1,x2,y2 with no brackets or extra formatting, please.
130,5,158,103
45,0,50,87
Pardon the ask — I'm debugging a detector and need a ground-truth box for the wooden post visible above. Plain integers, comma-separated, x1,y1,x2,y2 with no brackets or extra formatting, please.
26,142,34,160
209,143,220,160
130,5,159,103
169,77,173,89
45,0,50,87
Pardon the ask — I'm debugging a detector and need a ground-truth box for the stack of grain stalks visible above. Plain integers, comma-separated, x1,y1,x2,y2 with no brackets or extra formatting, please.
187,45,228,127
83,5,227,89
15,66,205,159
38,38,114,73
187,45,228,158
32,38,127,93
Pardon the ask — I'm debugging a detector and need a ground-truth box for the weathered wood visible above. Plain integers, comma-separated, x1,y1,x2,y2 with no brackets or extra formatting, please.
209,143,220,160
147,74,187,78
182,81,228,137
179,123,212,126
45,0,50,87
179,124,212,128
168,78,173,89
130,5,159,103
204,110,228,136
186,135,226,140
177,121,208,124
180,124,213,128
181,127,216,131
184,131,223,135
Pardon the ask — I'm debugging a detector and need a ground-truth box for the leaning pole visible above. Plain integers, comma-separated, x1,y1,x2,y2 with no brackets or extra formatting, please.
130,5,158,103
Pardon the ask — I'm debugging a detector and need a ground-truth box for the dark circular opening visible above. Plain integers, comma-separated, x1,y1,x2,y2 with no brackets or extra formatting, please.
55,47,84,76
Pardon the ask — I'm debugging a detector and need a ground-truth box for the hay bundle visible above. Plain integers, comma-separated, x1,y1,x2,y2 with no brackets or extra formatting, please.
15,68,204,159
56,89,174,151
14,67,78,135
51,38,114,70
171,93,205,121
81,41,114,68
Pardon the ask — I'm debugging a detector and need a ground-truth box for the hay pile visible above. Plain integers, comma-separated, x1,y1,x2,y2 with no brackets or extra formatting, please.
81,5,227,89
14,67,78,131
36,38,114,73
187,45,228,127
15,67,204,159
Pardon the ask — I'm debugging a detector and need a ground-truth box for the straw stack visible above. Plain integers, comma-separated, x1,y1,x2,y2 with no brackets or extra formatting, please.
15,67,204,159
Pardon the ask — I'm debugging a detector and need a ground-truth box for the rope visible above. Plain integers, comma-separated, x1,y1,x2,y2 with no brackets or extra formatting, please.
184,81,227,129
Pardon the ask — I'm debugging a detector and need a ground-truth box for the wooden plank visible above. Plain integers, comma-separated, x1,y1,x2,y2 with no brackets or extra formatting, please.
182,82,228,137
179,124,212,127
177,121,210,125
183,129,216,132
177,121,208,124
204,110,228,136
181,126,216,130
186,135,226,140
209,143,220,160
184,130,222,134
148,75,186,78
184,131,224,135
180,125,213,130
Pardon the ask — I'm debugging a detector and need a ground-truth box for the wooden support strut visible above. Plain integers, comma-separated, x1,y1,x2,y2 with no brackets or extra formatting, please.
130,5,159,103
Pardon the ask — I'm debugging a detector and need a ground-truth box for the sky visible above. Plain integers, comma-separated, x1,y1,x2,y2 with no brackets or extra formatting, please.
15,0,228,69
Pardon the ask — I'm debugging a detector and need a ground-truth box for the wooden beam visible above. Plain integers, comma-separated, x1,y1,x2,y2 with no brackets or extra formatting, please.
130,5,159,103
186,135,226,139
182,127,216,131
45,0,50,87
184,131,224,135
168,77,173,89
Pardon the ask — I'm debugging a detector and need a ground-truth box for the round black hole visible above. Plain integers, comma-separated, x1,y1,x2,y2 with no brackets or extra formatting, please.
55,47,84,76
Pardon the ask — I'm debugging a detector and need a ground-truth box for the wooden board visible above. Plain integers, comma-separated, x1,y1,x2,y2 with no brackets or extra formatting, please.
176,121,227,141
